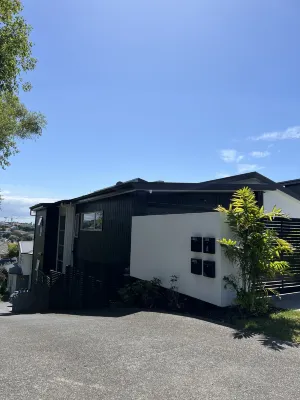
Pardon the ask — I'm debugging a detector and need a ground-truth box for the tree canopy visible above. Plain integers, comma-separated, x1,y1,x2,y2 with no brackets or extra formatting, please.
0,0,46,167
216,187,293,314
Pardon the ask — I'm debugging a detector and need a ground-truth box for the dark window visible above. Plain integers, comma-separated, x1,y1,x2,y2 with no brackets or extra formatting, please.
57,261,63,273
59,230,65,246
58,244,64,260
59,216,66,230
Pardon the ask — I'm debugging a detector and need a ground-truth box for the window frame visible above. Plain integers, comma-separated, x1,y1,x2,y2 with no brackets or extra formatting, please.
80,211,103,232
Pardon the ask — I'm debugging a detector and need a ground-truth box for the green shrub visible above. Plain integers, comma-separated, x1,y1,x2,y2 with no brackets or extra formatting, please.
8,242,19,258
118,277,163,308
217,187,293,315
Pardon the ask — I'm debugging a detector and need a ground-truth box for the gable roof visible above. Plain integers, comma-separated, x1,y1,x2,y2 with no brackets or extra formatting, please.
199,172,276,185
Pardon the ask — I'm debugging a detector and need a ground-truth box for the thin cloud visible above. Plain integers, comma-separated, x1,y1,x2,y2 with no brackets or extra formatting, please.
249,151,270,158
237,164,263,173
220,149,244,163
251,126,300,141
0,195,59,219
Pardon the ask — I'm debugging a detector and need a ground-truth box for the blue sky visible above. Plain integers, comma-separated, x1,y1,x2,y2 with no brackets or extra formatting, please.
1,0,300,220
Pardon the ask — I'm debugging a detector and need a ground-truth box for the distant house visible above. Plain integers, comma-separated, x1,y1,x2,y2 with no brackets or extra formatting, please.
7,241,33,294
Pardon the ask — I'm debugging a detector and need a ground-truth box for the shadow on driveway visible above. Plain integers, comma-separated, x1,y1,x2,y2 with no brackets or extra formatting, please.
232,328,299,351
3,303,299,352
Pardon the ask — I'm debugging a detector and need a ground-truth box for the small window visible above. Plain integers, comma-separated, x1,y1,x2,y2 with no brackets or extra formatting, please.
74,214,80,237
81,211,103,231
37,216,44,236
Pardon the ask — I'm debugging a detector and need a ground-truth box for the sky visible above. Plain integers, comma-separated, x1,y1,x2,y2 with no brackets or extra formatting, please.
1,0,300,221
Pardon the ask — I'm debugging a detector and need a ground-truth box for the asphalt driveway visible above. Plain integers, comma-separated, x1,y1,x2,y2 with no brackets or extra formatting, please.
1,306,300,400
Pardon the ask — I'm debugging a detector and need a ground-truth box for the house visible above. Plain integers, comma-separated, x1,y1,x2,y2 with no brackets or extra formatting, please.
7,241,33,294
29,172,300,309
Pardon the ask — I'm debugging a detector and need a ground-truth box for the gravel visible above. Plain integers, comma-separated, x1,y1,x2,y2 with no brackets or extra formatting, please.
0,308,300,399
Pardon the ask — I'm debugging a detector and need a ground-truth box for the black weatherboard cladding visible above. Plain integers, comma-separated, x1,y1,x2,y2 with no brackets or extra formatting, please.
74,193,134,300
44,206,59,273
284,183,300,196
143,192,234,215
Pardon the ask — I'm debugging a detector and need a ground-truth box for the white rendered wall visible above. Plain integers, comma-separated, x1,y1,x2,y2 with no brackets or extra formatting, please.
263,190,300,218
130,212,236,307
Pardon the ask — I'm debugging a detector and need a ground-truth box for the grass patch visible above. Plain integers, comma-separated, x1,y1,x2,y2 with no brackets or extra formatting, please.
232,309,300,344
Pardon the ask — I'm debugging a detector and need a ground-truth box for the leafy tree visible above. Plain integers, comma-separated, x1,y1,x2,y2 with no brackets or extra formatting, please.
0,0,46,168
7,242,18,257
0,267,8,297
8,234,19,243
0,267,7,283
20,233,33,241
216,187,293,314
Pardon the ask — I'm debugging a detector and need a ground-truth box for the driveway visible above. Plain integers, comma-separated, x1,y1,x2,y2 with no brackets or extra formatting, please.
0,308,300,399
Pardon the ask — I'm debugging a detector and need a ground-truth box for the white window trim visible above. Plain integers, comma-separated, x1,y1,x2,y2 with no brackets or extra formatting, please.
80,211,103,231
37,216,43,236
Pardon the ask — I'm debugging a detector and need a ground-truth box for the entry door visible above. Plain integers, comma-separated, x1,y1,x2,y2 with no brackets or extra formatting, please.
56,215,66,272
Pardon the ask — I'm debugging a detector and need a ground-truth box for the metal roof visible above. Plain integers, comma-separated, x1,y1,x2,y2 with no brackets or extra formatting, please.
30,172,299,210
19,241,34,254
279,179,300,186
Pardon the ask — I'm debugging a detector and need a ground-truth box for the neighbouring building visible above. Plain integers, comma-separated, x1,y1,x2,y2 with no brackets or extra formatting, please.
29,172,300,309
7,241,33,294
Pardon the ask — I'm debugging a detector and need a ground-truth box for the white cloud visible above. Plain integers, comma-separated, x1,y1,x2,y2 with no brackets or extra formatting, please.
237,164,263,173
249,151,270,158
0,194,59,220
251,126,300,141
220,149,244,163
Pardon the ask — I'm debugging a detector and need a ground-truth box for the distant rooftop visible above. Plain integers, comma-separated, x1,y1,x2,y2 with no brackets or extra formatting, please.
19,241,33,254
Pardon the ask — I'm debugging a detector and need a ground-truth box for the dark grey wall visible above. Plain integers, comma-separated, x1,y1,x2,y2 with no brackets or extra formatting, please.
74,193,134,300
141,192,234,215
